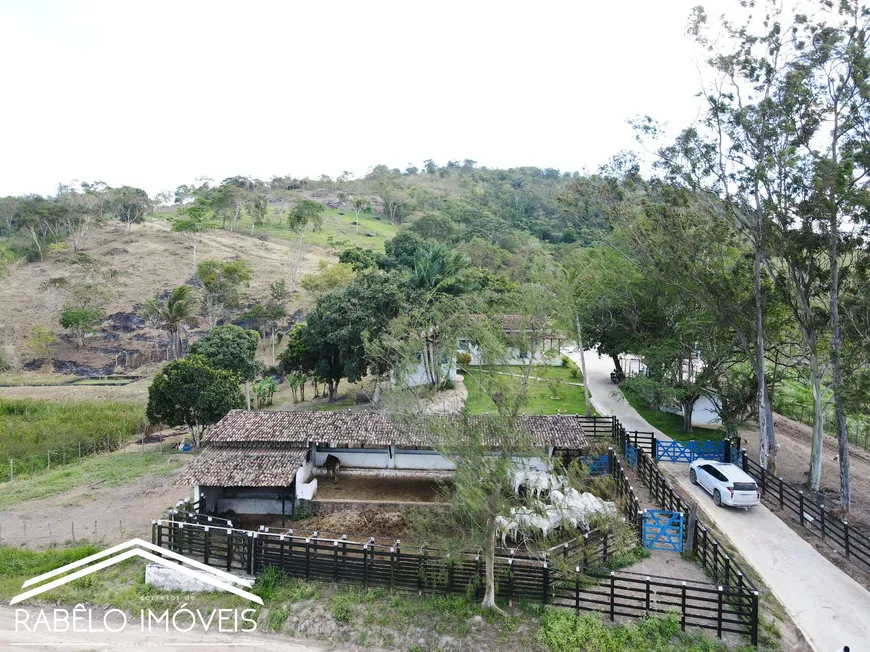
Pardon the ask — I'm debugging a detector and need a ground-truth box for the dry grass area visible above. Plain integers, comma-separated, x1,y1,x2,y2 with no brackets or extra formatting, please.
0,220,333,375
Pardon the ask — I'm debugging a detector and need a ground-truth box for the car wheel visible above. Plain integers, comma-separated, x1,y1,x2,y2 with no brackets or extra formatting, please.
713,490,722,507
689,469,698,485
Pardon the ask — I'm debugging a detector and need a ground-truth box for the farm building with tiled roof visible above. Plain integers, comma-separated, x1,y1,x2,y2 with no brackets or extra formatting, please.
179,411,589,520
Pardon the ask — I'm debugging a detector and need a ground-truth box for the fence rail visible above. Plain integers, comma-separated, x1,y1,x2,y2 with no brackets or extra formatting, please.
152,518,756,641
631,446,756,595
0,436,174,484
741,452,870,575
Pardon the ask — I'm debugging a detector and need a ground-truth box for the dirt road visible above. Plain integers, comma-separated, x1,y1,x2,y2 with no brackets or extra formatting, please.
0,606,332,652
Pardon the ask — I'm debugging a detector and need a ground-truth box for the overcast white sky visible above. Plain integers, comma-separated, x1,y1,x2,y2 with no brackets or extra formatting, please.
0,0,731,197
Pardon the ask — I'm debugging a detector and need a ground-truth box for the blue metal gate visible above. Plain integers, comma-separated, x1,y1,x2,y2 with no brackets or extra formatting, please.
642,510,684,552
623,442,638,467
581,453,610,476
656,439,726,463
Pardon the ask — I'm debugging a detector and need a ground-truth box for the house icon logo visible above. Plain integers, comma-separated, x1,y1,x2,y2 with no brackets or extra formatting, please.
10,538,263,606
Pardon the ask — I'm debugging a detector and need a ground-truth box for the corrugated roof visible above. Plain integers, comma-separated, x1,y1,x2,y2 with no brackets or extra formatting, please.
176,446,307,487
204,411,587,449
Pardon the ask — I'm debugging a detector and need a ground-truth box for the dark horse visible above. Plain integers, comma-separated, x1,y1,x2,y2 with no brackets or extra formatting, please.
324,454,341,484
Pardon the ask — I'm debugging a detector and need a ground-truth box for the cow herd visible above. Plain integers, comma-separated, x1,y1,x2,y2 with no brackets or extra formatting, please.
495,468,617,546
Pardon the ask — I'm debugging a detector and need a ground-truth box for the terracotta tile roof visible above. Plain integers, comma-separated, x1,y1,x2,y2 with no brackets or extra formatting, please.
204,411,587,449
176,446,307,487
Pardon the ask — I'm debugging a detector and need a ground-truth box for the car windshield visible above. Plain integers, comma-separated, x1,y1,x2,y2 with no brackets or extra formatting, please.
732,482,757,492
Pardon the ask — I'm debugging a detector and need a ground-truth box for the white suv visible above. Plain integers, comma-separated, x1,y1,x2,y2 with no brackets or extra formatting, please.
689,460,761,508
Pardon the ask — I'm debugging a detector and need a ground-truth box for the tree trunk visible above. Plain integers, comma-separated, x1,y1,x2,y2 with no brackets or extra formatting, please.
752,212,777,472
245,380,252,410
827,106,850,511
682,400,695,434
611,354,623,377
574,315,591,417
327,379,338,402
808,352,825,492
481,528,498,609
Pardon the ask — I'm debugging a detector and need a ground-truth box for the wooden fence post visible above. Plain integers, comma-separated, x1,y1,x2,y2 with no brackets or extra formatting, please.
844,522,850,559
305,538,311,581
799,492,805,527
686,504,697,554
701,528,708,568
712,542,719,583
332,540,338,580
475,554,482,599
644,576,651,614
575,567,581,614
542,562,549,605
508,558,514,607
680,582,687,631
204,527,210,565
226,529,233,572
751,591,759,646
609,572,616,621
419,546,426,595
716,586,724,638
390,546,396,593
820,504,826,540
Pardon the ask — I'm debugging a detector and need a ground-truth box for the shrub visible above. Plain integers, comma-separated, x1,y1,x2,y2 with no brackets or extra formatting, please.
456,351,472,368
330,593,354,622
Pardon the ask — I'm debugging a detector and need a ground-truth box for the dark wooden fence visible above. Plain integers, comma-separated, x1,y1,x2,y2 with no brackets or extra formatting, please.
741,452,870,575
159,415,759,643
152,518,756,641
631,446,757,594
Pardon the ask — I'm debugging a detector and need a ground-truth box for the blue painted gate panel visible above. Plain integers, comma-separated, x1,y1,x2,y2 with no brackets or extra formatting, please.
623,442,638,467
581,454,609,476
656,440,725,463
643,510,684,552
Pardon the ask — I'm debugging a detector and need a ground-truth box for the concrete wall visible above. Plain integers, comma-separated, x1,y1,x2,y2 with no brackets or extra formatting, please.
314,448,392,469
145,562,254,592
393,450,455,470
464,343,562,367
298,478,317,500
296,456,314,494
313,447,550,474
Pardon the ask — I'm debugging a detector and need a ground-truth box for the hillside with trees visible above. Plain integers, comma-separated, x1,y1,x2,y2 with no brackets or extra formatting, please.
2,0,870,519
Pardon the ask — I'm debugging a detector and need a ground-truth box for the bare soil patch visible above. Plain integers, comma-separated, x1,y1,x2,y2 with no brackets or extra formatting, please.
0,451,193,549
740,413,870,535
0,221,333,376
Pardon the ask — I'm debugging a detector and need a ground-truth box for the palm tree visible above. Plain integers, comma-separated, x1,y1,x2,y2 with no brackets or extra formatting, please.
410,243,471,296
141,285,198,359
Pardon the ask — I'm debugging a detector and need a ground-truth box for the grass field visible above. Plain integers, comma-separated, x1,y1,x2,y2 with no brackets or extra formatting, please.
0,398,146,471
0,450,186,509
462,366,591,415
151,205,398,252
620,387,723,442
